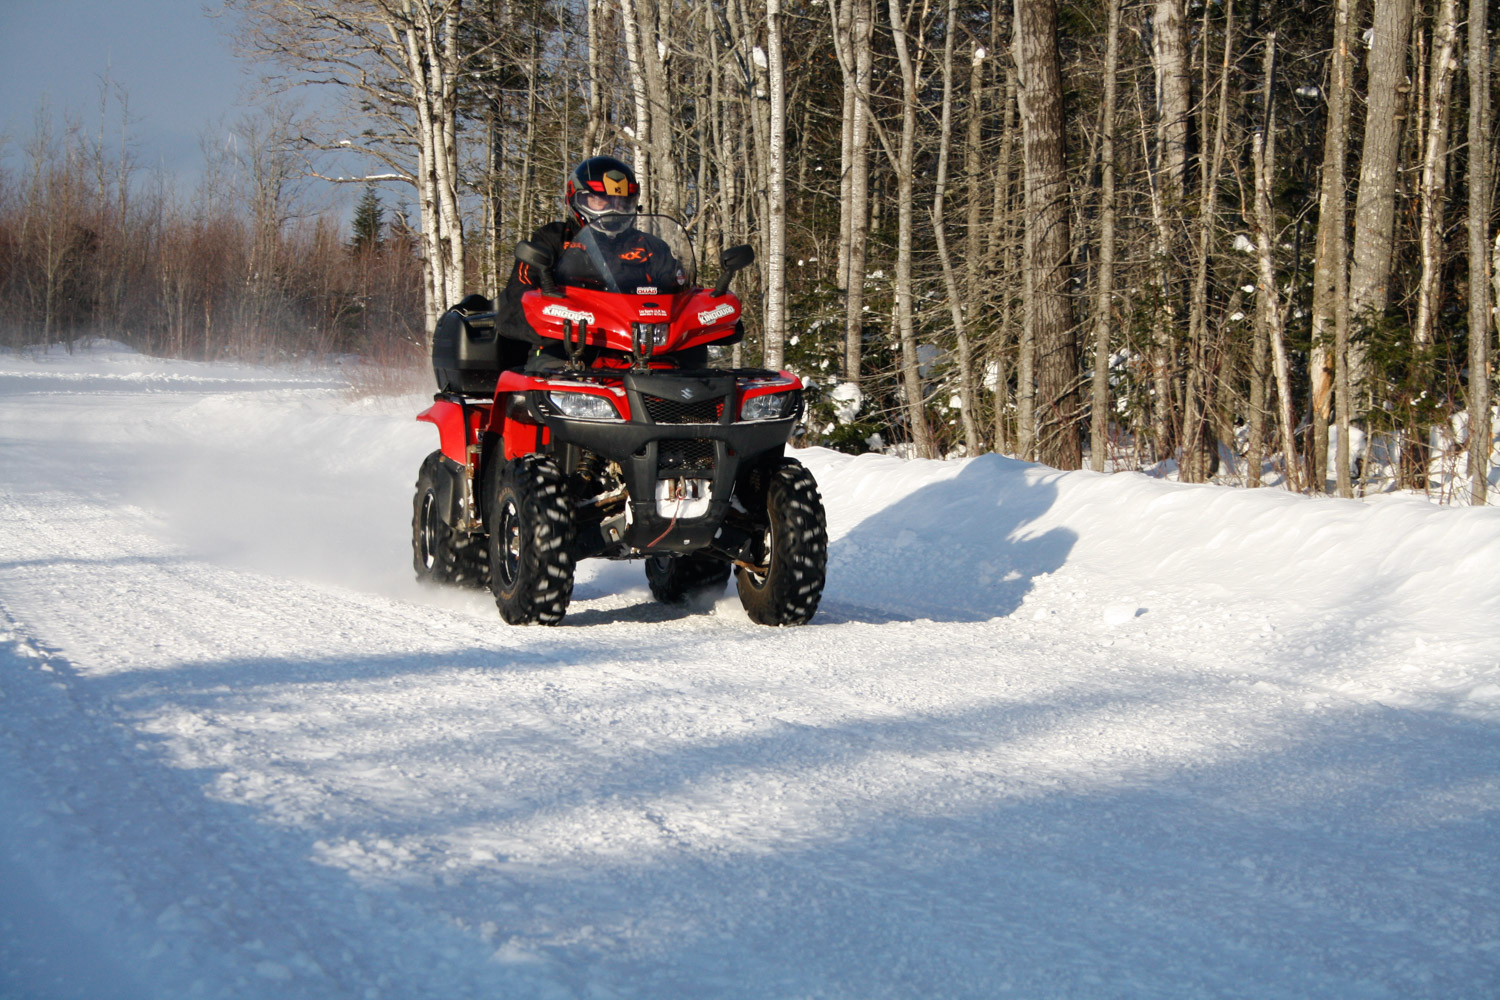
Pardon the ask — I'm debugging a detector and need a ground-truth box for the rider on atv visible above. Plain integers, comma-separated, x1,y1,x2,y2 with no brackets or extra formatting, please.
498,156,695,371
417,152,825,627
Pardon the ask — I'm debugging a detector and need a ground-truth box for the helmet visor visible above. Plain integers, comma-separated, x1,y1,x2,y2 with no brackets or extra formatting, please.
576,190,637,216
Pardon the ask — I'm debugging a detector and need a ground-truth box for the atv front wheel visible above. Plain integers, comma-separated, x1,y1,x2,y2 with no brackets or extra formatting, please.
646,553,732,605
735,459,827,626
413,451,489,588
489,454,576,625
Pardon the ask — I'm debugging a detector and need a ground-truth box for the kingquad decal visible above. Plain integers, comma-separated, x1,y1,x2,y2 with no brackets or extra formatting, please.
636,286,659,295
698,303,736,325
542,304,597,324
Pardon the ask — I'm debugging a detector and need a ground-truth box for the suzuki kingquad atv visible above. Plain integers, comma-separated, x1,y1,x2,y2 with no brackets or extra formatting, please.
413,216,827,626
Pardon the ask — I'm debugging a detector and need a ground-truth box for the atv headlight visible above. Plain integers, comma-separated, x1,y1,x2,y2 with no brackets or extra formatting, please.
548,391,622,421
632,322,670,346
739,391,796,422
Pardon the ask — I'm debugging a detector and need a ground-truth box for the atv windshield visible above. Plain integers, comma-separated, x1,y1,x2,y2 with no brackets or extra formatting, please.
566,214,696,295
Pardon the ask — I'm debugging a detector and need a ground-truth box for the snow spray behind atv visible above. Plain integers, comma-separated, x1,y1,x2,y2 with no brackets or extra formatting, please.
413,216,827,626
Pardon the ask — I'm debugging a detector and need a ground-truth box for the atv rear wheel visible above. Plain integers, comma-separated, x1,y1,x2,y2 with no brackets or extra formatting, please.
646,553,732,605
489,454,576,625
735,459,827,626
413,451,489,588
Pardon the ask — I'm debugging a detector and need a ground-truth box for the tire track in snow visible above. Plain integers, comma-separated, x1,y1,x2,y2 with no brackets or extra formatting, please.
0,491,574,998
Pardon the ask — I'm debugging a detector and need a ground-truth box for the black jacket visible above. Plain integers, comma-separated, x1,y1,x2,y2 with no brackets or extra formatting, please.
497,220,573,346
498,220,684,344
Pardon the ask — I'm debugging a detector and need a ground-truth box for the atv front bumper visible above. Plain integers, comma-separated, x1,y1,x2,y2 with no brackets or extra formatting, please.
526,370,801,555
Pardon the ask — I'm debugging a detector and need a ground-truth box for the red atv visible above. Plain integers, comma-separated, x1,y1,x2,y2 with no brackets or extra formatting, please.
413,216,827,626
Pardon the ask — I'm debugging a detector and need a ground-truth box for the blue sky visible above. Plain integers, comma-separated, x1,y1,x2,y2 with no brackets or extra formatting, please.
0,0,353,219
0,1,257,180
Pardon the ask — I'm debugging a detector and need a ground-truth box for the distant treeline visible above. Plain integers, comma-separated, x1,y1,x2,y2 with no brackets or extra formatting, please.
0,106,424,367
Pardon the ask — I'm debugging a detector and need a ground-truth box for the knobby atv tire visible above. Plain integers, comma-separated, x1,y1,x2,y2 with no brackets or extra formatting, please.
489,454,576,625
646,553,732,605
413,451,490,588
735,459,828,626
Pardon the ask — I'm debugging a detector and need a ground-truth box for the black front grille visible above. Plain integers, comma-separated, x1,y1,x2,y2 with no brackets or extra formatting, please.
657,438,717,476
642,394,724,424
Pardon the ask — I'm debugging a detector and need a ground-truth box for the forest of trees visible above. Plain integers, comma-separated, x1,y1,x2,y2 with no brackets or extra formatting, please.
0,97,426,369
1,0,1496,502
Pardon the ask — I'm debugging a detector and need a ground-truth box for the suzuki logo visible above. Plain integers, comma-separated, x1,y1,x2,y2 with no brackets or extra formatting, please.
679,387,697,400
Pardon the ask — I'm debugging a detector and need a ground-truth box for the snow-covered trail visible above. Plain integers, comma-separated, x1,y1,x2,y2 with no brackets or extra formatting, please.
2,345,1498,998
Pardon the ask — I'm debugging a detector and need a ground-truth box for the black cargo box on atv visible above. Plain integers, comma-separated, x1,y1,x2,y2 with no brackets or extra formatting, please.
432,296,529,395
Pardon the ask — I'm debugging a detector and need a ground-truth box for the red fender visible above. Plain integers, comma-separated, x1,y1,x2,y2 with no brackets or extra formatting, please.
416,399,487,464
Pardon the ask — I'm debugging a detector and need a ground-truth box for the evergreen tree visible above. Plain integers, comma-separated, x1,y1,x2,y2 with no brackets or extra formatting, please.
349,182,385,255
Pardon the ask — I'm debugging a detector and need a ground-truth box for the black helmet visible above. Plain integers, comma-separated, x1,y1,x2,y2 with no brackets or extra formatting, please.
566,156,640,236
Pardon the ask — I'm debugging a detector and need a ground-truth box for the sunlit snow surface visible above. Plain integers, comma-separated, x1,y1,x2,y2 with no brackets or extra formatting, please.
1,341,1498,999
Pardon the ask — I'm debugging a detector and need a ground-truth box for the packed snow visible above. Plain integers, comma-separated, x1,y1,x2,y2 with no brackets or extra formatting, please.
1,340,1498,999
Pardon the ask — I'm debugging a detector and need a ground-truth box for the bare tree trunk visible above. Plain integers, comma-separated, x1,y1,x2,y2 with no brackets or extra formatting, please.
584,0,606,156
1091,0,1122,473
400,4,466,327
1016,0,1081,470
992,60,1018,455
1331,15,1356,498
1466,0,1493,503
1248,281,1270,487
1410,0,1459,489
763,0,788,370
1348,0,1413,407
1253,30,1300,491
708,4,736,250
515,28,540,242
931,0,981,455
1310,0,1355,494
889,0,937,458
828,0,876,389
1150,0,1190,466
1414,0,1458,351
964,27,987,323
1181,0,1235,482
727,0,771,364
484,89,501,299
834,0,855,295
643,0,683,215
619,0,652,179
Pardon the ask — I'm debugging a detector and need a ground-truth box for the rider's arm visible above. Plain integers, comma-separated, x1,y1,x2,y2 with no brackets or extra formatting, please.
498,221,572,344
511,221,571,288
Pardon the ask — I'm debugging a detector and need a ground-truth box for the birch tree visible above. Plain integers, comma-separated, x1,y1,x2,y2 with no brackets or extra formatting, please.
1252,29,1301,491
763,0,788,370
1149,0,1190,463
831,0,874,389
1410,0,1460,487
228,0,473,333
1413,0,1459,352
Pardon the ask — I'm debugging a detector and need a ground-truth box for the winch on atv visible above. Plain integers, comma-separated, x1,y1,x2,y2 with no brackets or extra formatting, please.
412,215,827,627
